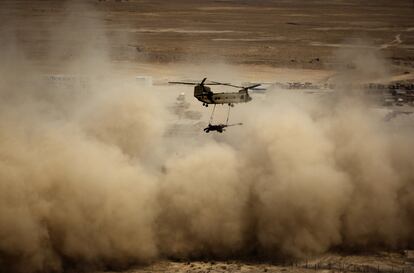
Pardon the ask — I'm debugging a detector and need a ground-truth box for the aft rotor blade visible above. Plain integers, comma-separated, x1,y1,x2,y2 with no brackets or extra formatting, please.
201,78,207,85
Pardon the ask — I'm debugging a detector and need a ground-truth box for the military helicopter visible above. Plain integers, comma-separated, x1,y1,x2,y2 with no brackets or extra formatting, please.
169,78,260,133
169,78,260,107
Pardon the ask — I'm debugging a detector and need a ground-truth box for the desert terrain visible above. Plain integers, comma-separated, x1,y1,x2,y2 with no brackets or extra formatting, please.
0,1,414,273
2,0,414,75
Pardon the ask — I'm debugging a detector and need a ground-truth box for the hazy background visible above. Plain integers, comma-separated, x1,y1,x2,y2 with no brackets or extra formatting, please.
0,1,413,273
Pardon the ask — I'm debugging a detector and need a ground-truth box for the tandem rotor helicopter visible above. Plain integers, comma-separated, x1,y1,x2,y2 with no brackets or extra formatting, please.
169,78,260,133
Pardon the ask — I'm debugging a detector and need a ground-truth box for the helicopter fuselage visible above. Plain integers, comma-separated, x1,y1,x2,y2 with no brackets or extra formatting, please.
194,85,252,105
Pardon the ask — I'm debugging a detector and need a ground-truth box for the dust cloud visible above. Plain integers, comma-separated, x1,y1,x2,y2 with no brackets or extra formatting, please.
0,3,414,273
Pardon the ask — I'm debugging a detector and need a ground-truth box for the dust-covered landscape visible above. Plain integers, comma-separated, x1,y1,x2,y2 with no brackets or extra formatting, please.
0,1,414,273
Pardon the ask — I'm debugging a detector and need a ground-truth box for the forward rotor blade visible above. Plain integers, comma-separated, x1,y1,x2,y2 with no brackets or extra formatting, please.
245,83,261,89
168,81,197,85
210,81,242,88
210,81,261,89
168,80,223,86
209,81,232,85
204,82,227,85
201,78,207,85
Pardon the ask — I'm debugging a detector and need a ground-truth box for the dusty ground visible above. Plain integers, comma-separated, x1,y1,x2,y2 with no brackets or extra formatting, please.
97,251,413,273
1,1,414,273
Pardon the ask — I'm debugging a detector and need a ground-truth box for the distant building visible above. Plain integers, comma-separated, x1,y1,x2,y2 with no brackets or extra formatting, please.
404,250,414,261
43,74,90,89
135,76,153,87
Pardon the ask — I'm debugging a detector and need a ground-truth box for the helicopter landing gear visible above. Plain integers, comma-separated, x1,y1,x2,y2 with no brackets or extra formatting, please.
228,103,234,107
203,103,209,107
